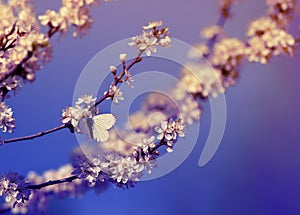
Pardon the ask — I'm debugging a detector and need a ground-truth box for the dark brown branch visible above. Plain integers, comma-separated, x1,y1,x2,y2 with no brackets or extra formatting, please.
149,138,166,154
26,175,78,190
295,37,300,43
2,123,68,144
206,5,232,53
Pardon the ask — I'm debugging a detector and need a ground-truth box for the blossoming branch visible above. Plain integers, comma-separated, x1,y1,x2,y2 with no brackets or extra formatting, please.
0,0,299,214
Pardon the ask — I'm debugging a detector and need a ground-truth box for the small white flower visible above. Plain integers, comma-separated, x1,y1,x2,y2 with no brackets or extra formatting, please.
135,136,156,154
138,154,157,174
0,102,16,133
108,85,124,104
180,97,201,125
102,153,143,184
143,20,163,30
154,116,186,151
159,36,172,48
128,22,172,56
61,107,80,127
124,71,134,88
109,65,117,72
166,147,173,153
137,35,157,56
75,94,96,109
119,53,127,62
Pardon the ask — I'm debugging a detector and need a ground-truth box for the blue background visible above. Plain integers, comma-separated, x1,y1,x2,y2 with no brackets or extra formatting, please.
1,0,300,214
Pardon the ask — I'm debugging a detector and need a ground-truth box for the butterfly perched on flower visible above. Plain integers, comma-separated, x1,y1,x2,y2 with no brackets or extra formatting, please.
80,114,117,143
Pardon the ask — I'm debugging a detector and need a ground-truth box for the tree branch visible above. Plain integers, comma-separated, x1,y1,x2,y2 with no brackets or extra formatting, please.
1,51,143,146
94,51,143,107
206,5,232,53
26,175,78,190
149,138,166,154
2,124,68,145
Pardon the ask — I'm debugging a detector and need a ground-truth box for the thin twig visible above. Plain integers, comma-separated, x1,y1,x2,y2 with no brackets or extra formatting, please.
206,5,232,53
26,175,78,190
94,51,143,107
149,138,166,154
2,124,68,144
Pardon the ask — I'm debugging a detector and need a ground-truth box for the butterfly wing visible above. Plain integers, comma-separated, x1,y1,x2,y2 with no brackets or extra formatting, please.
93,114,117,129
86,118,94,141
92,114,117,142
92,123,110,142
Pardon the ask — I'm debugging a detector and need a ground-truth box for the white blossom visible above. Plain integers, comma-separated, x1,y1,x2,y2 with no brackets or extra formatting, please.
61,95,96,130
133,136,156,154
119,53,127,62
124,71,135,88
101,153,144,184
106,85,124,104
180,97,201,125
137,155,157,174
109,65,117,72
180,63,225,98
0,172,31,207
155,116,185,152
72,155,103,186
143,20,163,30
0,102,16,133
129,21,172,56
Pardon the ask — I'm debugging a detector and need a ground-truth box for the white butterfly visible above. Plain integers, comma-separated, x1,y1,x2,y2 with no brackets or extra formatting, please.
80,114,117,143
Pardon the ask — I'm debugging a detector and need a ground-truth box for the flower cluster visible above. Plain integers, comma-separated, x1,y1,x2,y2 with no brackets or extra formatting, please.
0,78,21,100
266,0,296,27
4,164,109,214
71,149,156,186
0,172,31,208
128,111,167,133
188,43,210,58
132,136,157,174
179,96,202,125
105,84,124,104
211,38,245,72
155,116,185,152
101,152,144,184
29,165,82,197
100,129,142,156
38,0,101,37
129,20,172,56
72,154,104,185
246,17,296,64
179,63,225,98
61,95,97,132
0,1,52,100
210,38,246,87
143,92,178,115
0,0,109,102
0,102,16,133
201,25,224,40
